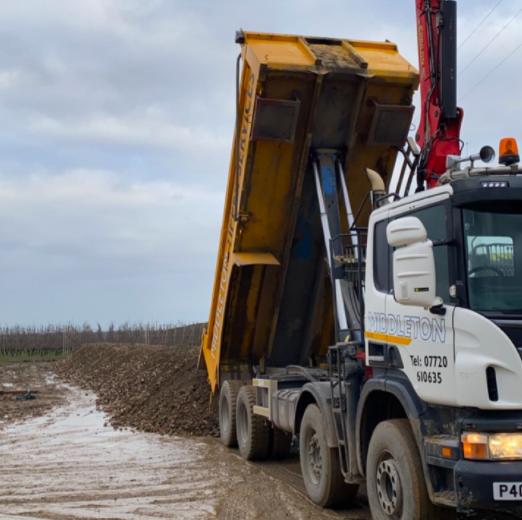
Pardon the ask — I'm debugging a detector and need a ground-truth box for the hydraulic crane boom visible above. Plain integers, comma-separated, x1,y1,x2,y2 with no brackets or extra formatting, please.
415,0,463,189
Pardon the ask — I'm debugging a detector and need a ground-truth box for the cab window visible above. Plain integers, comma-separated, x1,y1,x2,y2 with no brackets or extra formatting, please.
373,219,392,293
407,204,451,304
373,203,452,303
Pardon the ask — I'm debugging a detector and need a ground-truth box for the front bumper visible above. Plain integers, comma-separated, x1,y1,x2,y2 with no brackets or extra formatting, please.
455,459,522,515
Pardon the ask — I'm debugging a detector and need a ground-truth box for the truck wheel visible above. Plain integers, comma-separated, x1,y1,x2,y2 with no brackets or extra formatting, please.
299,404,359,508
271,428,292,460
367,419,437,520
236,385,270,460
218,380,243,447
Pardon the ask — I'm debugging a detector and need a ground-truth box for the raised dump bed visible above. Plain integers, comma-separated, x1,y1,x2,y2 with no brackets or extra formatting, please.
201,31,418,391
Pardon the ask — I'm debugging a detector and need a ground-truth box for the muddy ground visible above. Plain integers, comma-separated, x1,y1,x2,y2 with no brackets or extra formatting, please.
0,361,64,429
0,350,370,519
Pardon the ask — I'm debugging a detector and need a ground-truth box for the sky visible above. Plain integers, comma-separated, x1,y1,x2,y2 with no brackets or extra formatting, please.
0,0,520,327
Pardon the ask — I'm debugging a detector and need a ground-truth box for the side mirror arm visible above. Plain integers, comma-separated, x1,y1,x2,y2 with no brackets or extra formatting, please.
429,304,446,316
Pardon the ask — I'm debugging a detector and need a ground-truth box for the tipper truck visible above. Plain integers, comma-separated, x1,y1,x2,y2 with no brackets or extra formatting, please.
200,2,522,517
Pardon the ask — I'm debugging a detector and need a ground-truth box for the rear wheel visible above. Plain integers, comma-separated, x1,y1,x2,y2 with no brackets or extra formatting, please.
218,380,242,447
367,419,439,520
236,385,271,460
299,404,359,508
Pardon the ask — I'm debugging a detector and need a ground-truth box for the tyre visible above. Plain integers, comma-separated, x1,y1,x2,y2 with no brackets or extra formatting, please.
235,385,271,460
271,428,292,460
299,404,359,508
218,380,243,447
367,419,438,520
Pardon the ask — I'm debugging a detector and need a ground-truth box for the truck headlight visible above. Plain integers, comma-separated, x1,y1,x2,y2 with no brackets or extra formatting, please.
462,432,522,460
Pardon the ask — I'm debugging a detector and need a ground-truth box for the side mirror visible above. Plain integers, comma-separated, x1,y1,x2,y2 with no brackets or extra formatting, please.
387,216,427,247
387,217,442,308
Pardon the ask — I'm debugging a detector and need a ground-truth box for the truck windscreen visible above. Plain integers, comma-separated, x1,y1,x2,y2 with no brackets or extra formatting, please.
463,203,522,313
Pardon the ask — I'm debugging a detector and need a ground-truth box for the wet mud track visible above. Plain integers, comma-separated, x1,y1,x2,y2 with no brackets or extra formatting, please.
0,363,63,428
0,374,369,519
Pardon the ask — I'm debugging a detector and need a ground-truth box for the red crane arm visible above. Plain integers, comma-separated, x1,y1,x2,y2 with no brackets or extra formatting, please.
415,0,463,189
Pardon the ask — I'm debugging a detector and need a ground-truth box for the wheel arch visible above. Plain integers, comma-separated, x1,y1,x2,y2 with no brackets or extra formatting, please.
356,376,427,477
293,382,338,448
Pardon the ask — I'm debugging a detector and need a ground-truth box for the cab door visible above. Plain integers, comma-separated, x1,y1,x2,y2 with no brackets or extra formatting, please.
364,211,391,367
385,199,457,406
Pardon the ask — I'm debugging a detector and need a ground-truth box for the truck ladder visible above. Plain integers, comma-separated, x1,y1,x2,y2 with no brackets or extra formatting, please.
328,341,361,481
395,136,421,196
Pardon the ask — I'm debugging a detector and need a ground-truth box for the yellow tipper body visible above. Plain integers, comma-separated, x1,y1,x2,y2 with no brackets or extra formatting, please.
201,32,418,392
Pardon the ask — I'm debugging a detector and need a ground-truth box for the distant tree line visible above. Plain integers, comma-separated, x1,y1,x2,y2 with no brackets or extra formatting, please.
0,322,206,354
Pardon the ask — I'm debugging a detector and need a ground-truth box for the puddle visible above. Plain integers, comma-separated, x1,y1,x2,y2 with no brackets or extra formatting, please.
0,386,222,519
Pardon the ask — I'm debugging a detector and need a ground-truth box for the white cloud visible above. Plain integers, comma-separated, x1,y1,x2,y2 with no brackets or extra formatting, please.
28,113,229,152
0,70,21,89
0,168,222,254
0,167,224,324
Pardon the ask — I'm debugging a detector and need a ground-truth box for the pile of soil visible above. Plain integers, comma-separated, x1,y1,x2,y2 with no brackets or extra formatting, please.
59,343,218,436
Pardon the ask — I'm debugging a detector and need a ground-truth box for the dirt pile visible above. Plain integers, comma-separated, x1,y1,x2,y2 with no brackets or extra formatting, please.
59,343,218,436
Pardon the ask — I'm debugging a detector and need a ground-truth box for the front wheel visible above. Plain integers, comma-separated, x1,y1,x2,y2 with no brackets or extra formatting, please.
367,419,438,520
299,404,358,508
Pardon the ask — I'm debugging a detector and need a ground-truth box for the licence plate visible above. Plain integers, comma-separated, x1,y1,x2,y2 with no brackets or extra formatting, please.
493,482,522,501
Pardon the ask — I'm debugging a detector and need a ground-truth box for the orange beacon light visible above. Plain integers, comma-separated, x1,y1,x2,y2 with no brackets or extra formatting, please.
499,137,520,166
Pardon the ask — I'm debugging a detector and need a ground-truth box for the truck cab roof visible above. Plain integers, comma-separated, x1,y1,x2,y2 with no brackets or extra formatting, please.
373,168,522,224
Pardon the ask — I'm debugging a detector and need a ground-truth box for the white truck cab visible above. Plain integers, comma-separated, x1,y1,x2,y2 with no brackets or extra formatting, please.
367,180,522,409
363,169,522,513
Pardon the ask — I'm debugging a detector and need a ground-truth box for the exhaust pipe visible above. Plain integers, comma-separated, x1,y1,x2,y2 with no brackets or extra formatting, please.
366,168,387,208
